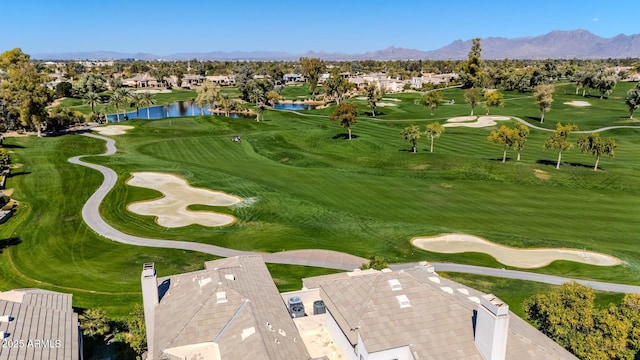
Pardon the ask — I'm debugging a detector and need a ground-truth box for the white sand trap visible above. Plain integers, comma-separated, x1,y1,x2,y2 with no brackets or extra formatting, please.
443,116,511,128
376,102,397,107
92,125,134,136
411,234,621,269
126,172,242,228
382,98,401,102
564,101,591,107
133,89,171,94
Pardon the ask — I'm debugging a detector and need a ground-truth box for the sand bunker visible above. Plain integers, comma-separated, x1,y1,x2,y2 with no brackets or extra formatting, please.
411,234,620,268
133,89,171,94
126,172,243,228
92,125,134,136
443,116,511,128
376,102,397,107
564,101,591,107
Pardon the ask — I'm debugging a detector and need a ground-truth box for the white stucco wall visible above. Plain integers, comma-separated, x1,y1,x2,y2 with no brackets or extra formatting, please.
326,310,357,360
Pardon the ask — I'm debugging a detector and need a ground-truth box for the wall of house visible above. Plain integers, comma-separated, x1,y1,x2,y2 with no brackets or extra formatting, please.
354,332,414,360
326,310,357,360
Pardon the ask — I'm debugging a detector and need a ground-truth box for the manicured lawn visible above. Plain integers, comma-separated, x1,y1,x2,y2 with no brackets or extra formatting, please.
2,82,639,317
280,83,324,100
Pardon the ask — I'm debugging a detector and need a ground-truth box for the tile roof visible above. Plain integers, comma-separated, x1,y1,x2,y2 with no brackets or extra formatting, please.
0,289,80,360
150,255,309,360
306,265,577,360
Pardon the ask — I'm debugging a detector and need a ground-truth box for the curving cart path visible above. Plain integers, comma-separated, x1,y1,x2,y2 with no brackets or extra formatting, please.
68,133,366,271
69,131,640,293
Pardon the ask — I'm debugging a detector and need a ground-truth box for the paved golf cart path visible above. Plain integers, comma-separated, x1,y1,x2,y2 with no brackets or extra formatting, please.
69,132,640,293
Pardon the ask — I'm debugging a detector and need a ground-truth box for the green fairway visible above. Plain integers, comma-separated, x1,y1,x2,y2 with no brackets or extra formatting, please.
2,82,639,317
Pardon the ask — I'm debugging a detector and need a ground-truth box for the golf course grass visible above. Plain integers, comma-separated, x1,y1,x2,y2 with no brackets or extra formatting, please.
1,81,639,318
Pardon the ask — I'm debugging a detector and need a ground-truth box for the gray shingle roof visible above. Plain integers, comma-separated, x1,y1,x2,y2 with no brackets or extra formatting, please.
151,255,309,360
0,289,79,360
307,265,577,360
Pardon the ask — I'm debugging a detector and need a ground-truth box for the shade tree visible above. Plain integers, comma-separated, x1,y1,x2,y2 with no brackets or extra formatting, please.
524,283,640,359
364,82,384,116
488,125,516,163
533,84,554,123
624,82,640,119
544,122,578,169
459,38,484,88
513,123,530,161
300,57,324,95
464,87,481,115
425,122,444,153
0,48,52,136
422,91,441,116
400,125,421,153
330,102,358,140
576,133,617,171
483,90,504,115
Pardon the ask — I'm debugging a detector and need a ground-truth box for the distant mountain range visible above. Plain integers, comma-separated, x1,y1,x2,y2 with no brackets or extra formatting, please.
33,30,640,61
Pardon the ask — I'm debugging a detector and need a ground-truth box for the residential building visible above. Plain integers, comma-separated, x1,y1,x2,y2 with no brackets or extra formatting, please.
289,263,577,360
0,288,81,360
141,256,310,360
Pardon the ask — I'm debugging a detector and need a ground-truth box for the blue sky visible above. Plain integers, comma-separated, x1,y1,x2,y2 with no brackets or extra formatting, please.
2,0,638,55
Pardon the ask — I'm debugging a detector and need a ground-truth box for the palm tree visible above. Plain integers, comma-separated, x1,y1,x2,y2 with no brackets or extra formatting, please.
218,94,234,117
109,92,122,122
83,92,101,114
249,87,266,122
114,88,132,120
138,92,156,120
130,92,143,117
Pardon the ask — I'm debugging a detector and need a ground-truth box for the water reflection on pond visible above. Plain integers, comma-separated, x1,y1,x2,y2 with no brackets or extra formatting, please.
273,103,317,110
106,101,253,122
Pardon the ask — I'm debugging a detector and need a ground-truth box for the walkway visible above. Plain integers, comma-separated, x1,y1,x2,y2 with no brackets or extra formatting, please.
69,132,640,292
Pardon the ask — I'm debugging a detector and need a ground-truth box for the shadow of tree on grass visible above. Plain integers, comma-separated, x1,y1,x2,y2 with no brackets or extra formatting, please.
0,237,21,253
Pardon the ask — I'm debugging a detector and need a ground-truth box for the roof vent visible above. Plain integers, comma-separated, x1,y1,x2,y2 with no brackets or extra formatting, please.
198,277,212,288
388,279,402,291
224,274,235,281
241,327,255,340
216,291,227,303
0,315,13,323
396,295,411,308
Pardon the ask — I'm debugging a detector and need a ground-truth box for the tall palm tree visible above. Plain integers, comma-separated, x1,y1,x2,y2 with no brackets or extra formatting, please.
83,92,101,114
130,92,143,117
249,87,266,122
138,92,156,120
218,94,232,117
114,88,132,120
109,92,122,122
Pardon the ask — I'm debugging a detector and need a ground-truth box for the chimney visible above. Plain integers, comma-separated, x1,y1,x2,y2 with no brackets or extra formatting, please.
475,294,509,360
141,263,158,360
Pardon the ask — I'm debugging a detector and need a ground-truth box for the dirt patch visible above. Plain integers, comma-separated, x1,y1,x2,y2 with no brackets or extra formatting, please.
534,169,550,180
411,164,429,170
564,101,591,107
2,131,35,138
126,172,243,228
443,116,511,128
411,233,621,269
92,125,134,136
2,188,14,196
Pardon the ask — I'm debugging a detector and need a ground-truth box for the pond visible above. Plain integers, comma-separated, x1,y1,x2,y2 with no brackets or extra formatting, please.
106,101,253,122
273,103,317,110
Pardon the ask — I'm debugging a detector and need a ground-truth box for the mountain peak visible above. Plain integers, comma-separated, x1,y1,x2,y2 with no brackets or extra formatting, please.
31,30,640,61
